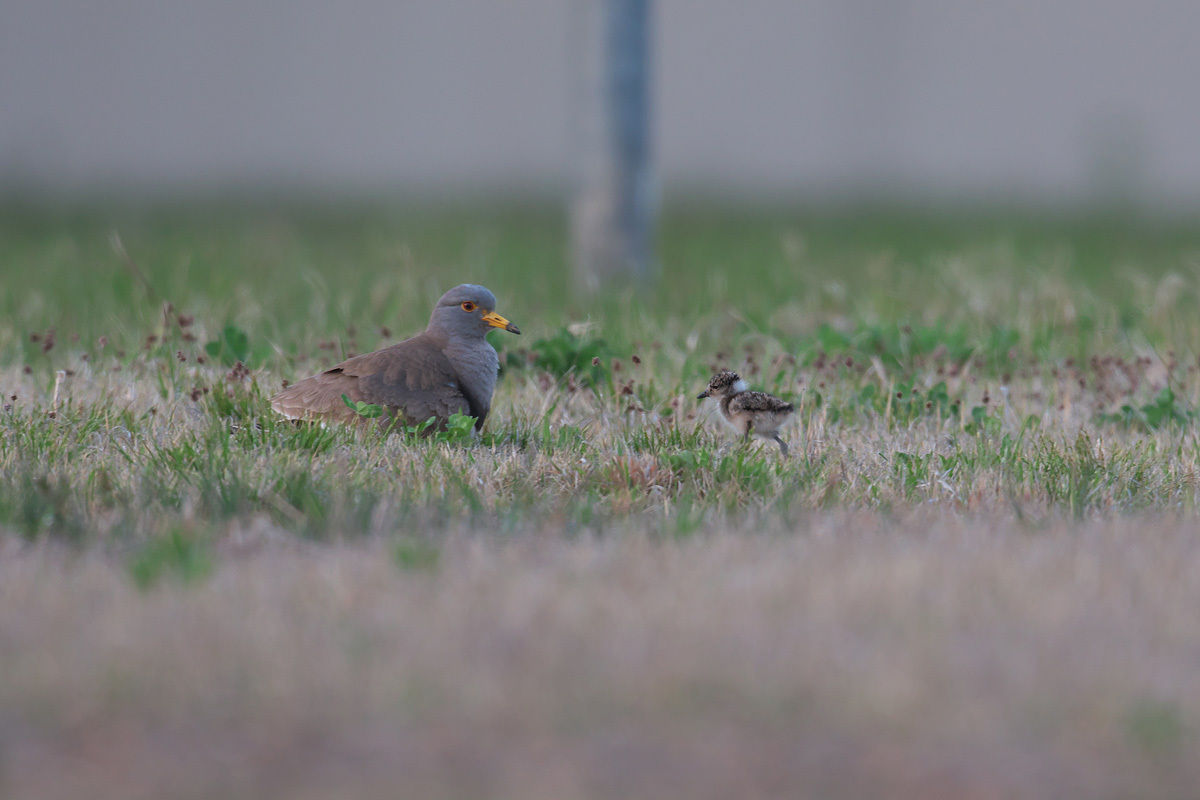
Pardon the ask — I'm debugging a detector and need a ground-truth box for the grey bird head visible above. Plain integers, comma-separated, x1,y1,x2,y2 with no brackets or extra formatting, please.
428,284,520,340
697,370,747,399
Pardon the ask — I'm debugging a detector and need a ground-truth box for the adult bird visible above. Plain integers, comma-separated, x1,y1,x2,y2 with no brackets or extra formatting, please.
271,284,520,431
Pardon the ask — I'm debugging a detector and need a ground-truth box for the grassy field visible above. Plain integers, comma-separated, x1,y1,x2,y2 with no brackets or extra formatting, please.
2,202,1200,798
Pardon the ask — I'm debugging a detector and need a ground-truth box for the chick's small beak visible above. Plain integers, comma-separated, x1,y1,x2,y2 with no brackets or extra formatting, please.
482,310,520,335
697,390,710,399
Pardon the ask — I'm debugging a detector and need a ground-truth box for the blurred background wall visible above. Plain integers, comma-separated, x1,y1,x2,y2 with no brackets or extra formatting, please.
2,0,1197,209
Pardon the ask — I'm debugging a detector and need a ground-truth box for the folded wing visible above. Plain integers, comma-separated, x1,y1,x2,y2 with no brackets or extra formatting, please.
271,335,470,427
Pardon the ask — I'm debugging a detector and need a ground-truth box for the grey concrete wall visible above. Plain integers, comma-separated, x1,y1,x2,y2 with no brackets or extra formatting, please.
3,0,1198,205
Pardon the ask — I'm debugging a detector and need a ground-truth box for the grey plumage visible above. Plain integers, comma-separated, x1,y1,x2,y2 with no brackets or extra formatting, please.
271,284,520,431
697,370,795,455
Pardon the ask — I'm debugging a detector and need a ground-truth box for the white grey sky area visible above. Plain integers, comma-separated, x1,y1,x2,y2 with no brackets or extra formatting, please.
2,0,1199,206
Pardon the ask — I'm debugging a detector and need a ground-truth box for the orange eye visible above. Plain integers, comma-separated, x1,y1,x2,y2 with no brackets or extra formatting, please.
460,301,477,312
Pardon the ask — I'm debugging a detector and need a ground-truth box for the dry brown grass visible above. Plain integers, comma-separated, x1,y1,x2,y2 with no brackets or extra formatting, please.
4,512,1200,799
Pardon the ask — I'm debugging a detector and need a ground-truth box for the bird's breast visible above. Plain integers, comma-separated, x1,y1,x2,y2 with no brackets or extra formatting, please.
445,340,500,412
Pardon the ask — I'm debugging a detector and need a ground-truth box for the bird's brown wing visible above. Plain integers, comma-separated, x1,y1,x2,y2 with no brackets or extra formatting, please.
271,366,364,424
271,334,470,427
729,391,794,415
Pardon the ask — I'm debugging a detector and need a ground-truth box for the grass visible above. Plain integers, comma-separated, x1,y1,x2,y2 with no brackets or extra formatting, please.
2,201,1200,798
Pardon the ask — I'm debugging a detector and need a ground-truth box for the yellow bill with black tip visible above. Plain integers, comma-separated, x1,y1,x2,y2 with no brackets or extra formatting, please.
482,310,520,334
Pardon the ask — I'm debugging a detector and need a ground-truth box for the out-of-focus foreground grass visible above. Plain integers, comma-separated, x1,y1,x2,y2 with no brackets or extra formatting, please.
2,202,1200,799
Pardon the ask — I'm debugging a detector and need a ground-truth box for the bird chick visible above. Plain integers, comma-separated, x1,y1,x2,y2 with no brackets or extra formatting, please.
697,370,795,455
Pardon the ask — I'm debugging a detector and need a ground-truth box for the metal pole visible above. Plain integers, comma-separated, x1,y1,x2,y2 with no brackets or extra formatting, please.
571,0,655,290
